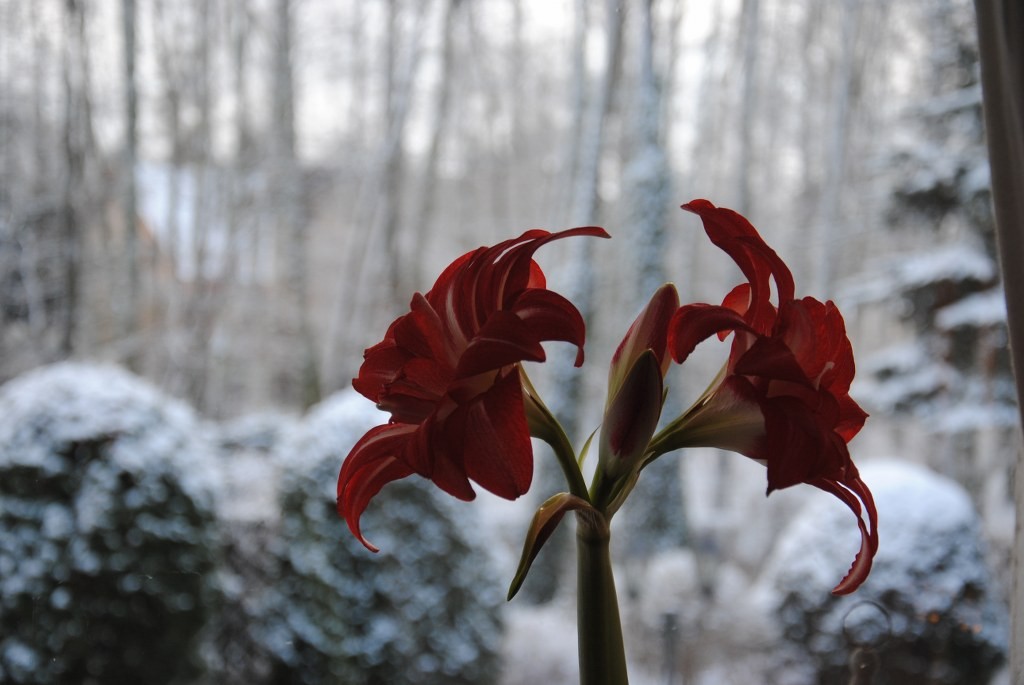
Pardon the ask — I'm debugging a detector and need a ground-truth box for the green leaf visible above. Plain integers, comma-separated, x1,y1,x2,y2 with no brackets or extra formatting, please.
507,493,597,600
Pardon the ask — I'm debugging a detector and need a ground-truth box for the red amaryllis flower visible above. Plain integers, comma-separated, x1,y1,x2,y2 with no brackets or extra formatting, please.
338,226,609,550
655,199,876,595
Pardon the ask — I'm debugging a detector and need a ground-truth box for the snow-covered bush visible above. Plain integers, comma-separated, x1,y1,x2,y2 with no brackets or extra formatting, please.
268,391,505,685
206,412,299,685
757,460,1007,685
0,363,222,685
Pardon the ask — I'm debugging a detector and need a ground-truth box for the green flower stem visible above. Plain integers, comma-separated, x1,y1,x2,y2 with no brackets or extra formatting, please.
520,368,590,500
547,417,590,501
576,512,628,685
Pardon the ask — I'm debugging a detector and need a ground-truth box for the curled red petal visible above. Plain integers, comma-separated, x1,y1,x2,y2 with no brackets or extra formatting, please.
512,288,591,367
669,303,755,365
809,473,878,595
485,226,610,310
426,226,609,337
337,424,417,551
721,282,752,316
682,200,795,331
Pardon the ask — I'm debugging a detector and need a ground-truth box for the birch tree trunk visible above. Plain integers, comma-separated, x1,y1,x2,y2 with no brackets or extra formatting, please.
973,2,1024,679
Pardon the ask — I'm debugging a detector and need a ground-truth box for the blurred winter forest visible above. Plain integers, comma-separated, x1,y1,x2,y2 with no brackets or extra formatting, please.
0,0,1018,683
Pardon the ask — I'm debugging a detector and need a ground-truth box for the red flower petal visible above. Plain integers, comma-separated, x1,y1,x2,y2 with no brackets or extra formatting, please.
809,473,878,595
511,288,590,367
456,310,548,378
669,303,755,365
412,413,477,501
460,368,534,499
682,200,795,331
337,424,417,551
338,225,608,552
663,200,875,594
760,394,847,493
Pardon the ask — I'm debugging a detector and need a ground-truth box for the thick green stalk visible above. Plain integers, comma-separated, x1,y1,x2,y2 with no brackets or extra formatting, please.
576,513,628,685
521,367,590,500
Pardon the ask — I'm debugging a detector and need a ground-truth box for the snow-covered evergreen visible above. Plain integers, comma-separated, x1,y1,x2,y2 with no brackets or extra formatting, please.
757,460,1007,685
264,390,506,684
0,363,223,685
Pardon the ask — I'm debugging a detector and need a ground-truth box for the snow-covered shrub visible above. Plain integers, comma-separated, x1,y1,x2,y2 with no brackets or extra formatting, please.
268,391,505,685
206,412,299,685
0,363,222,685
757,460,1007,685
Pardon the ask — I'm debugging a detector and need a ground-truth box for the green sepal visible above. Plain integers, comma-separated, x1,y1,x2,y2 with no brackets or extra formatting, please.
507,493,598,601
577,428,599,468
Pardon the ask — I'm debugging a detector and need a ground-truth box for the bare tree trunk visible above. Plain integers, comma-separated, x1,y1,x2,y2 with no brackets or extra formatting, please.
619,0,689,566
121,0,140,367
347,0,368,139
326,0,429,390
561,0,590,227
703,0,763,563
519,0,625,604
509,0,526,155
683,1,727,299
569,0,625,230
272,0,321,409
559,0,624,437
812,0,859,299
379,0,408,300
625,0,672,299
792,2,824,283
152,0,185,389
29,1,53,199
180,0,217,410
411,0,462,288
59,0,87,359
974,1,1024,678
657,0,685,151
736,0,760,217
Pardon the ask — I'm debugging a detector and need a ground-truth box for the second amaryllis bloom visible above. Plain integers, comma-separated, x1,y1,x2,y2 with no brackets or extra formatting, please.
338,226,609,550
650,199,877,595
